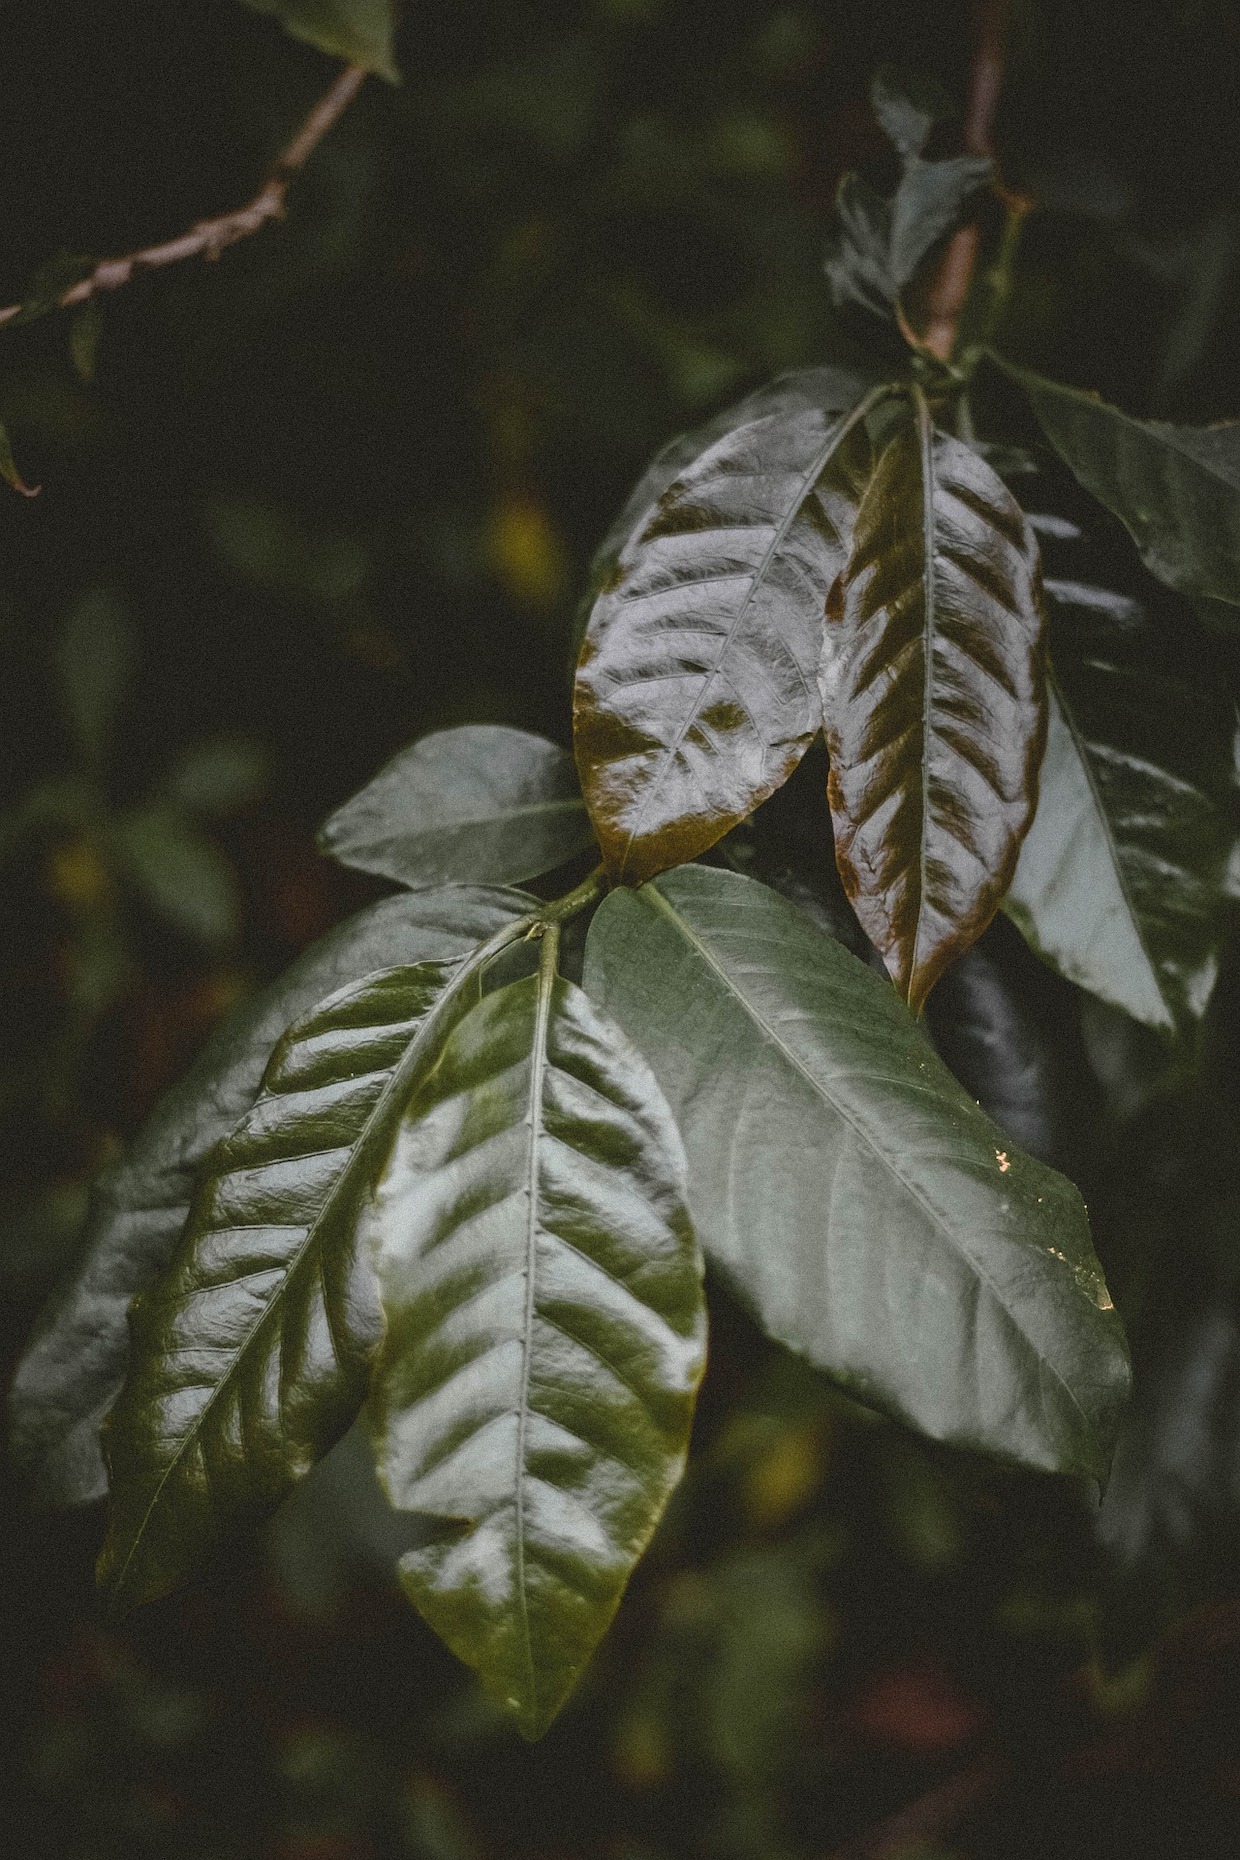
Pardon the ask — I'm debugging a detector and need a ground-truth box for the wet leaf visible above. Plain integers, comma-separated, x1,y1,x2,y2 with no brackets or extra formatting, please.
9,887,528,1507
240,0,399,81
319,726,595,890
1005,514,1239,1034
821,395,1047,1012
585,865,1129,1478
998,358,1240,616
99,944,527,1614
367,944,705,1737
575,396,879,885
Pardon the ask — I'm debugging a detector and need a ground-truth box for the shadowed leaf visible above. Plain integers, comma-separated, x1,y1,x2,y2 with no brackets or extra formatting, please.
585,866,1129,1478
240,0,399,80
367,948,705,1738
821,396,1047,1012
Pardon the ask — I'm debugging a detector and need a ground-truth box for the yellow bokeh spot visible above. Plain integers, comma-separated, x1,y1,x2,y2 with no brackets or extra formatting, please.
46,837,112,911
742,1419,829,1531
488,493,568,609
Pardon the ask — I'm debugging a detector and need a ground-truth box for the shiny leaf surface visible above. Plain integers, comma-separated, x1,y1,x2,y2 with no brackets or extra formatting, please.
1005,520,1239,1034
319,726,595,890
585,865,1129,1478
240,0,399,80
366,946,705,1738
1002,359,1240,615
10,887,527,1508
575,396,879,885
99,948,516,1614
821,396,1047,1012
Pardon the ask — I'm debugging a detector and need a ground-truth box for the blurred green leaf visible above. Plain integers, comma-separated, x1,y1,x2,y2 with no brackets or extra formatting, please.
163,736,268,816
239,0,399,81
56,587,135,769
112,804,241,946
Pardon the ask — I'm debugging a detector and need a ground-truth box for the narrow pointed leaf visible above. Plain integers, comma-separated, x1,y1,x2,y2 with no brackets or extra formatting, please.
98,930,536,1615
319,726,595,890
585,866,1129,1478
366,959,705,1739
575,398,878,885
1006,567,1238,1034
240,0,399,81
998,358,1240,615
10,887,527,1508
821,399,1047,1011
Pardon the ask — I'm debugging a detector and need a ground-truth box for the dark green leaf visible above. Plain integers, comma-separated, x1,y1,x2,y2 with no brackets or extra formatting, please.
56,587,135,769
239,0,399,81
585,865,1129,1478
7,250,94,330
367,942,705,1738
0,413,39,497
824,158,990,322
821,394,1047,1013
100,946,521,1614
9,887,528,1508
575,395,879,885
1005,521,1239,1034
319,726,595,890
164,738,268,816
998,357,1240,614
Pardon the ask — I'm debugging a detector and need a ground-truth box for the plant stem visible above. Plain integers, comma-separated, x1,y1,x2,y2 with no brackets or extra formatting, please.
921,0,1008,363
535,865,609,928
0,63,368,330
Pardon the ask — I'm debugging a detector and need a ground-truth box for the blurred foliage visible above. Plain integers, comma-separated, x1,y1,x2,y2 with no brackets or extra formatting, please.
4,0,1240,1854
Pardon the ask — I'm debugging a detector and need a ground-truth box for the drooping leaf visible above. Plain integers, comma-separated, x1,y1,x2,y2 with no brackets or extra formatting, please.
99,941,531,1615
585,865,1129,1478
319,726,595,890
239,0,399,81
821,394,1047,1013
1005,513,1239,1034
575,395,880,885
997,358,1240,616
9,887,528,1508
578,366,882,639
366,947,706,1738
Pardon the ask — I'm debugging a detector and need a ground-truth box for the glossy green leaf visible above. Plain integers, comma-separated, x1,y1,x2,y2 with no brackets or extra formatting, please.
99,942,527,1614
9,887,527,1508
585,865,1129,1478
1005,521,1239,1034
821,395,1047,1012
319,726,595,890
240,0,399,81
998,358,1240,615
579,366,882,632
575,394,880,885
366,945,705,1738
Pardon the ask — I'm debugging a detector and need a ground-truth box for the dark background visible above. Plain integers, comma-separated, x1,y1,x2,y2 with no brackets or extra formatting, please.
5,2,1240,1855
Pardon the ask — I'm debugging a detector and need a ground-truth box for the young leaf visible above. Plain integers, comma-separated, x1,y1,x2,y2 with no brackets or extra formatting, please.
319,726,595,890
240,0,399,81
821,393,1047,1012
1007,642,1238,1038
10,887,528,1508
367,939,705,1739
99,949,518,1615
575,396,880,885
997,358,1240,617
824,158,991,323
585,865,1129,1479
870,66,954,162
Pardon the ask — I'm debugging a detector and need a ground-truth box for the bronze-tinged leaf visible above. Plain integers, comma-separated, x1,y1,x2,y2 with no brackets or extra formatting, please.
574,396,881,886
821,395,1047,1012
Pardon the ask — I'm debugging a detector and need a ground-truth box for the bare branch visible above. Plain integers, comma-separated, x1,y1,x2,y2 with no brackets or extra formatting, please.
0,62,368,330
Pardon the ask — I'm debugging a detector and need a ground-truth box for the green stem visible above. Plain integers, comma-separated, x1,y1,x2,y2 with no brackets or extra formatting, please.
533,864,609,929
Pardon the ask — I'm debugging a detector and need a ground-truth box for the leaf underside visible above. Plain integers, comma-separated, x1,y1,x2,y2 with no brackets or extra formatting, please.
585,865,1129,1480
822,400,1047,1013
366,964,705,1739
99,959,478,1614
574,402,874,886
10,887,527,1509
318,725,596,891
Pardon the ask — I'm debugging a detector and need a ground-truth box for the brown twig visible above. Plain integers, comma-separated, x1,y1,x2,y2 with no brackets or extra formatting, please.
920,0,1007,362
0,62,368,330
